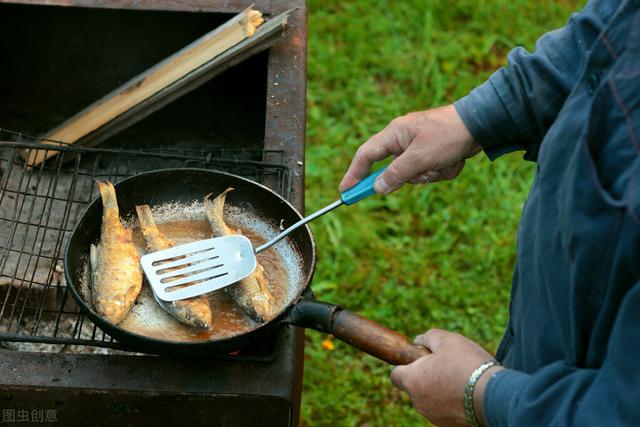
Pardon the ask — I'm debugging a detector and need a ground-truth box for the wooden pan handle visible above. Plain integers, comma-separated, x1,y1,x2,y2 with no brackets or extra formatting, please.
286,299,430,365
332,309,431,365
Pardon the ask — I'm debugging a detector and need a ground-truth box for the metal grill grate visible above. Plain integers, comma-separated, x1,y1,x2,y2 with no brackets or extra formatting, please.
0,130,290,353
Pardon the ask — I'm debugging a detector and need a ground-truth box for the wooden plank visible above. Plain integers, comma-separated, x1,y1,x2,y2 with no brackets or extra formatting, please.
25,7,264,167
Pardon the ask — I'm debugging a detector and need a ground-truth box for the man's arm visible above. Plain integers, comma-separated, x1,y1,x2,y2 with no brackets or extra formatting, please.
455,0,619,160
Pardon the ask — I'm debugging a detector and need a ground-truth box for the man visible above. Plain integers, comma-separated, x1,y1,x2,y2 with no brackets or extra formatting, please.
339,0,640,426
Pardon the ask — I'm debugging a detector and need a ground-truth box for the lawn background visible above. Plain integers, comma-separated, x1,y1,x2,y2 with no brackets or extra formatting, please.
302,1,585,426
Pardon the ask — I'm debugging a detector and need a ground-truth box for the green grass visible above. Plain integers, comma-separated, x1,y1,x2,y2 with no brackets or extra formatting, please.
301,1,586,426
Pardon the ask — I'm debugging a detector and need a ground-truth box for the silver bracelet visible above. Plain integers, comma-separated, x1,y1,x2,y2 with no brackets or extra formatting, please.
464,360,499,427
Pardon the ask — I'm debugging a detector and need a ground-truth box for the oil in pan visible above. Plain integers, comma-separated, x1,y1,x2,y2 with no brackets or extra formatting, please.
79,199,305,342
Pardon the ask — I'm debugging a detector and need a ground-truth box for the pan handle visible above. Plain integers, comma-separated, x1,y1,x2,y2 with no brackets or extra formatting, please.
286,299,430,365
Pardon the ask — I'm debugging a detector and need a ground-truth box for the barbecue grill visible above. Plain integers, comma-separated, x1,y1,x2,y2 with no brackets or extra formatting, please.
0,1,307,425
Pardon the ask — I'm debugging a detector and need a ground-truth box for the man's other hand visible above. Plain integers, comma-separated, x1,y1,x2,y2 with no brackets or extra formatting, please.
391,329,502,427
339,105,481,195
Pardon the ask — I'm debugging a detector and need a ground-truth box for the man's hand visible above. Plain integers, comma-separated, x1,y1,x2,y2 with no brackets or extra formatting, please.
391,329,502,427
339,105,481,195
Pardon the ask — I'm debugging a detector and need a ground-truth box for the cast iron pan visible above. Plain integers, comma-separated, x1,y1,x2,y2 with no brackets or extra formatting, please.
64,168,429,365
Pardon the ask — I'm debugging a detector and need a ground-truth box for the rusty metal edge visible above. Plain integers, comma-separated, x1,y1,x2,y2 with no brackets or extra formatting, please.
0,325,296,398
0,386,292,426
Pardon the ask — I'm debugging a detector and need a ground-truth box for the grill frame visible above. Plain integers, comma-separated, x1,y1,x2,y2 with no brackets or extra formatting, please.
0,136,291,352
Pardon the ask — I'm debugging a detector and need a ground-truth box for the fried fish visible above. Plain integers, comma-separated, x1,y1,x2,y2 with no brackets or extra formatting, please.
204,188,275,322
90,179,142,324
135,204,213,330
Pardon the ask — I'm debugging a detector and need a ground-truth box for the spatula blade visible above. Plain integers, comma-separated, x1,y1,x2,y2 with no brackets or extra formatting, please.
140,235,257,301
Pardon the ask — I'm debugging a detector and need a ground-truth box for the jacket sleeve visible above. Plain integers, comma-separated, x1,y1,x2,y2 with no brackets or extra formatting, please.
453,0,618,160
483,279,640,427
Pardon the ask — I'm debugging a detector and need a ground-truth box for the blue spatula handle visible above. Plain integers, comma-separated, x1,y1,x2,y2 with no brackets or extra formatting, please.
340,166,387,205
255,167,388,253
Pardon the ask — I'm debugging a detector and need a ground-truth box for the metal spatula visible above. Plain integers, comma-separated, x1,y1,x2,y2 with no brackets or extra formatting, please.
141,168,386,301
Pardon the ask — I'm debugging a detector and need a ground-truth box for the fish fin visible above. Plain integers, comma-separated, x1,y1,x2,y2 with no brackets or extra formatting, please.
124,284,141,307
89,243,100,303
89,243,99,275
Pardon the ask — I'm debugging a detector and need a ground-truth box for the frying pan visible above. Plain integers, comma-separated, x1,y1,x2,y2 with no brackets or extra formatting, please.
64,168,429,365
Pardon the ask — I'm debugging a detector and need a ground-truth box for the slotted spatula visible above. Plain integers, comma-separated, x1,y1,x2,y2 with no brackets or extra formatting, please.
141,168,386,301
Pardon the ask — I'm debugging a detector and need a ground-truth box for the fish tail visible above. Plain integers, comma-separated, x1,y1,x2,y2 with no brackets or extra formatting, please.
135,204,173,253
95,179,119,213
135,204,157,232
204,188,235,237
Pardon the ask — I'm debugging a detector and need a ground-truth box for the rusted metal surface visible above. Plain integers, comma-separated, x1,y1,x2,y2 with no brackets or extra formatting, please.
0,388,290,426
0,326,297,395
263,1,307,210
0,327,299,426
0,0,272,14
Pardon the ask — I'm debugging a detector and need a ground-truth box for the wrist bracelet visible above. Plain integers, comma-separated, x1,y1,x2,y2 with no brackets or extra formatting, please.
464,360,498,427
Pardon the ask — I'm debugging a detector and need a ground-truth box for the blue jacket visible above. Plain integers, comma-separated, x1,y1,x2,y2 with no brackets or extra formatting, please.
454,0,640,425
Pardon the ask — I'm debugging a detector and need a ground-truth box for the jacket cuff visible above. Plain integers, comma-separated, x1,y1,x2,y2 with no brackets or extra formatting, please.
454,72,532,161
483,368,531,427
